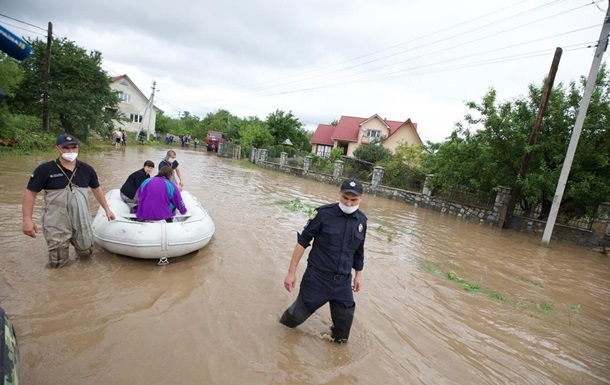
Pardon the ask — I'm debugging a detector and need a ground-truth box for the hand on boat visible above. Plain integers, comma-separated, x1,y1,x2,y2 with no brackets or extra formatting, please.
106,209,116,221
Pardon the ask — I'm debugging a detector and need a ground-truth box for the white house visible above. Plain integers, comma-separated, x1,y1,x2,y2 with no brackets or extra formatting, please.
108,75,160,136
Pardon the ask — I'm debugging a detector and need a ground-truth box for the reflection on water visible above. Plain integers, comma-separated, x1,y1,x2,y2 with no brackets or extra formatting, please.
0,147,608,385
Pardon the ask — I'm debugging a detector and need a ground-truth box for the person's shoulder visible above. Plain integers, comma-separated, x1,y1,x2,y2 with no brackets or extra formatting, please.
76,160,95,171
356,209,368,220
316,203,336,212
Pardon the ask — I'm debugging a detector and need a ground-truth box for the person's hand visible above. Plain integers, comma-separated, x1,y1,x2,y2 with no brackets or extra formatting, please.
23,219,38,238
106,209,116,221
179,182,184,191
284,272,297,293
352,275,362,292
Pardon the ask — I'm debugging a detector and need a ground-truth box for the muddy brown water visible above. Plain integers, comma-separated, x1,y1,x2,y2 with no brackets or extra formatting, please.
0,146,608,385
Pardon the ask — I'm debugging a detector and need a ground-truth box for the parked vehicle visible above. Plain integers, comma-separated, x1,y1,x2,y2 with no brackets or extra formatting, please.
205,131,225,152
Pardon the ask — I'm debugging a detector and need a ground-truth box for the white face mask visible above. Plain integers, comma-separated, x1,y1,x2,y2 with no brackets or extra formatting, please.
61,152,78,162
339,202,359,214
168,158,176,163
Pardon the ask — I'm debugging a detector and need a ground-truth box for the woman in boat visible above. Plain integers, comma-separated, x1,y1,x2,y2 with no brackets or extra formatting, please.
136,166,187,222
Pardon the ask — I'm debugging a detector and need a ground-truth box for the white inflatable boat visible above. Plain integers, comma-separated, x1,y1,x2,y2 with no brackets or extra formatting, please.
92,189,215,261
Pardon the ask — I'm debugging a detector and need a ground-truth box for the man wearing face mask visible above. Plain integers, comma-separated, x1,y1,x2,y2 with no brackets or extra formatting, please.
280,178,367,344
22,133,116,268
158,150,184,191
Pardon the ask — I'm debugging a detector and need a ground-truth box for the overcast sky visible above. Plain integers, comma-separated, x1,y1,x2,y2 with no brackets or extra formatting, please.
1,0,607,142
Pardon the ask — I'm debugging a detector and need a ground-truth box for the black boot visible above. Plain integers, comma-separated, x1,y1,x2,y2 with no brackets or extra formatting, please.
280,293,312,328
330,303,355,343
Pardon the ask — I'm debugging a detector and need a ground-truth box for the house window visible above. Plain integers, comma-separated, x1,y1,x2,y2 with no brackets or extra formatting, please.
316,145,332,158
367,130,381,138
117,91,132,104
130,114,143,123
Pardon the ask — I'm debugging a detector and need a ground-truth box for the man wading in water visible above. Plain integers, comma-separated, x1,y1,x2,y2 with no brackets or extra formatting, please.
22,133,115,267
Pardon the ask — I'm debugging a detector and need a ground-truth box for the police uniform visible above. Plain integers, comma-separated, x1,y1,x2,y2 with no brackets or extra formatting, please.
280,201,367,343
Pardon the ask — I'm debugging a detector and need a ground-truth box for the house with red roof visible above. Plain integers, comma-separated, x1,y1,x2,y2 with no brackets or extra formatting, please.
310,114,423,157
108,75,160,136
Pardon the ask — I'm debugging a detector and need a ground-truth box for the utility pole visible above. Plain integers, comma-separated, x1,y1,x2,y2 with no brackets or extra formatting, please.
503,48,562,229
149,81,157,135
541,1,610,247
42,22,52,131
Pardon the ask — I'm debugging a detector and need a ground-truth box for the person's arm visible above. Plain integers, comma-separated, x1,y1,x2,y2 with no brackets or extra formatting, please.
283,243,306,293
174,167,184,190
22,189,39,238
91,187,115,221
172,186,188,215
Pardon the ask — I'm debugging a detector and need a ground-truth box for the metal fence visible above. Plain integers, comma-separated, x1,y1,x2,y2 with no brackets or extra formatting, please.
512,204,594,230
434,185,497,209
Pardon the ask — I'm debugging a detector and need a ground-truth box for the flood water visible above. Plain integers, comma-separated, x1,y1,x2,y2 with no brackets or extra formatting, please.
1,145,609,385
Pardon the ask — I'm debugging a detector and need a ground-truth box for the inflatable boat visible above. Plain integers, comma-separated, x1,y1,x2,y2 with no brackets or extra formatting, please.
92,189,214,262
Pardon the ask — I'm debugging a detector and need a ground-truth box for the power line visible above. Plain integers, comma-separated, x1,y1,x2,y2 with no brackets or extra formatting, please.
239,0,582,92
0,13,47,32
247,4,597,95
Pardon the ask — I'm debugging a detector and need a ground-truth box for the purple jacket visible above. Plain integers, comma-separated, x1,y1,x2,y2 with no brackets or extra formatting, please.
136,176,187,221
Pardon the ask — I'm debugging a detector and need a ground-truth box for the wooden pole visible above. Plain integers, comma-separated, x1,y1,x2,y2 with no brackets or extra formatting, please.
42,21,52,131
502,47,562,229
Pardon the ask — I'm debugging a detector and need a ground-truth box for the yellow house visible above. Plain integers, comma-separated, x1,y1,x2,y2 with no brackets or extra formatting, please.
310,114,423,157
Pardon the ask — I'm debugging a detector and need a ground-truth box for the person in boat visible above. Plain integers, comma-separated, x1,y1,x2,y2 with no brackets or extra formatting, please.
22,133,116,268
279,178,367,344
120,160,154,212
158,150,184,191
136,165,187,223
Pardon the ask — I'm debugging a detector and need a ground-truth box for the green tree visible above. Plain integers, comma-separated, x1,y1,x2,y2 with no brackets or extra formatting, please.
10,37,120,140
266,109,303,145
237,117,273,149
425,66,610,219
353,143,392,164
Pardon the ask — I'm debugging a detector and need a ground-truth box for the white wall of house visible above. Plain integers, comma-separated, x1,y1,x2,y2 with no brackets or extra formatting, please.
109,77,157,135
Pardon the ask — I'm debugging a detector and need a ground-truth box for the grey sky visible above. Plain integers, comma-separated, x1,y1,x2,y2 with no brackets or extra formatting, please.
2,0,607,142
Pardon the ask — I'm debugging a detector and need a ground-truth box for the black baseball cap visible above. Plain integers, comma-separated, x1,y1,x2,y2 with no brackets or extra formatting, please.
340,178,363,196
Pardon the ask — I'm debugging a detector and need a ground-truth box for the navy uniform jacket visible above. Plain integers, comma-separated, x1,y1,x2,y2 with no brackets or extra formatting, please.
26,159,100,192
120,168,150,199
297,203,367,276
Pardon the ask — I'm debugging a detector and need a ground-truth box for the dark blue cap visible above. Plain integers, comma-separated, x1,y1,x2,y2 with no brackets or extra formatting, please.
340,178,363,196
56,133,78,147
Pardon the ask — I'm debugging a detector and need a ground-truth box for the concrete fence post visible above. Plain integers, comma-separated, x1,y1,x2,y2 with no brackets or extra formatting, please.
333,160,344,180
251,148,257,163
591,202,610,246
372,166,384,187
493,186,512,227
303,156,312,174
280,152,287,168
422,174,434,197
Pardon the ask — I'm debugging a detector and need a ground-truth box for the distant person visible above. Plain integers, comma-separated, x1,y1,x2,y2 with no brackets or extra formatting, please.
113,129,122,147
136,166,187,222
138,130,146,145
22,133,116,267
159,150,184,190
279,178,367,344
120,160,154,212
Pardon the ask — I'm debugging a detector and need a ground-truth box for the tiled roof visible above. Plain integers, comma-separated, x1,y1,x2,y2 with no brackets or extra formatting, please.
310,124,335,145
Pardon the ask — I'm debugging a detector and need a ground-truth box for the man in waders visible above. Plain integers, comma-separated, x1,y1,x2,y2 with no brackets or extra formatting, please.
22,133,116,267
280,178,367,343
